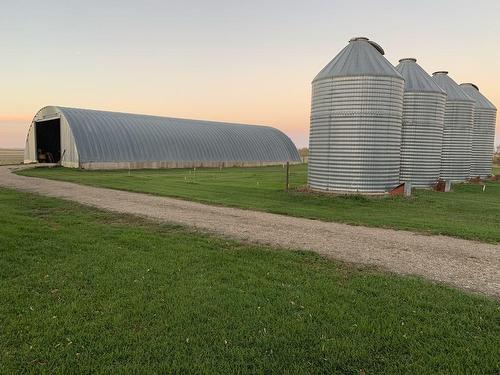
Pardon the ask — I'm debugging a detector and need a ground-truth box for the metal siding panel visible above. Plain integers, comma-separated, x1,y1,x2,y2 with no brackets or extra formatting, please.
399,93,446,186
460,84,497,179
470,108,496,178
431,74,475,181
60,116,79,167
439,101,474,181
308,75,404,193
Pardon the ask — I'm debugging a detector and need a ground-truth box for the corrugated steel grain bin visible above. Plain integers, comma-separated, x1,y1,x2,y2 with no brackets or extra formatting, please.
432,72,474,181
308,37,404,193
24,106,301,169
395,58,446,187
459,83,497,179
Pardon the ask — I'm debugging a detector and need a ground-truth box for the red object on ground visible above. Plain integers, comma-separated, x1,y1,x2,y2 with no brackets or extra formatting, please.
389,183,405,196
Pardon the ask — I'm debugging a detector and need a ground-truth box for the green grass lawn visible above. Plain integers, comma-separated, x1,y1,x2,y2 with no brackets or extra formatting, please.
0,188,499,373
19,164,500,243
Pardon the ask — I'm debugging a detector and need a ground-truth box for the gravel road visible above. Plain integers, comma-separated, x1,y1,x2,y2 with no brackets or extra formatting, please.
1,165,499,298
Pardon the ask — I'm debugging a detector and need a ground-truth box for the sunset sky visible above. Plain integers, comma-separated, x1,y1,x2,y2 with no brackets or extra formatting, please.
1,0,499,149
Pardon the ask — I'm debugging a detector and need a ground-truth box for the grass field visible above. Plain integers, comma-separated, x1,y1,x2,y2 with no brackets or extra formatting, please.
1,188,499,373
19,164,500,243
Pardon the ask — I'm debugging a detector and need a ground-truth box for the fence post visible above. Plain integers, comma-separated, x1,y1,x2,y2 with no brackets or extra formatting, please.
285,162,290,192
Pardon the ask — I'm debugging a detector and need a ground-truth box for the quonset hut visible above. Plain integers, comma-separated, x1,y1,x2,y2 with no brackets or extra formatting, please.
308,37,404,193
432,72,474,181
24,106,301,169
459,84,497,178
395,58,446,187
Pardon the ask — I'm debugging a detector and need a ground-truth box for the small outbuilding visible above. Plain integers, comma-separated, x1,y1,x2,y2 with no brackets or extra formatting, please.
24,106,300,169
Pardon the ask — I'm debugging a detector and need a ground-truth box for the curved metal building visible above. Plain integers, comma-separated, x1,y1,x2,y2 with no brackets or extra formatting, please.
308,37,404,193
459,83,497,179
395,58,446,187
24,106,301,169
432,72,475,181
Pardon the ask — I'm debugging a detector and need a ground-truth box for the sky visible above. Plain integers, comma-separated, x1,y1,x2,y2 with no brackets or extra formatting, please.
1,0,499,149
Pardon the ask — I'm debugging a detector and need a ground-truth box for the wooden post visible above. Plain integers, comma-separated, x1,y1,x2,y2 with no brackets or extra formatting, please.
285,162,290,192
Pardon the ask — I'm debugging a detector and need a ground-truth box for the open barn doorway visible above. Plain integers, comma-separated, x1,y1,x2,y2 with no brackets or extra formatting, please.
35,118,61,163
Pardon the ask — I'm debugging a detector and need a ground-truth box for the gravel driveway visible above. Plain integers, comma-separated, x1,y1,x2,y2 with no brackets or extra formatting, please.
1,165,499,298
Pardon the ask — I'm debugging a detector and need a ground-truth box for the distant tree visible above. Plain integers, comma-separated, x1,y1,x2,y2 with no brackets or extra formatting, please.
494,145,500,165
298,148,309,157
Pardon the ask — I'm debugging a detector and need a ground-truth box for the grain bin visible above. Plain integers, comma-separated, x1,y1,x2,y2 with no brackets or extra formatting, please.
459,83,497,179
308,37,404,193
432,72,474,181
395,58,446,187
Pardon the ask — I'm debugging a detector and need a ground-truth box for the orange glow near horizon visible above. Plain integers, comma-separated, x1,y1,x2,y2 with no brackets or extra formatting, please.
1,1,499,150
1,93,499,150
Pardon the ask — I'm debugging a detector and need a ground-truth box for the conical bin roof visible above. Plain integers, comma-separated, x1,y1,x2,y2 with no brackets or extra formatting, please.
432,71,473,102
459,83,496,109
395,58,445,94
313,37,403,82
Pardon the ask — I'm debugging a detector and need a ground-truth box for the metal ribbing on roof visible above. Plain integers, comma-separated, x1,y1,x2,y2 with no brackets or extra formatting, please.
308,37,404,193
313,37,402,81
44,107,300,164
432,72,474,181
395,59,446,187
460,83,497,178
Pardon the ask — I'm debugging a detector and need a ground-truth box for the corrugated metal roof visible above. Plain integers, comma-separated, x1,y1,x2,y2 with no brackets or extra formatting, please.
459,84,496,109
395,58,445,94
49,107,300,163
313,37,402,82
432,72,473,101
